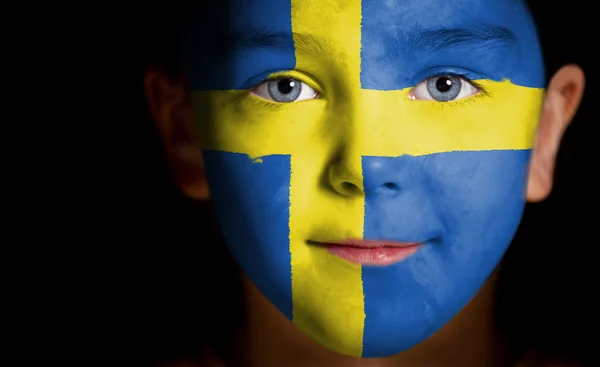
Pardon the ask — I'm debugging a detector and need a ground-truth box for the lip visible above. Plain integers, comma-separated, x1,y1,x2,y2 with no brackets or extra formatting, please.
316,239,423,266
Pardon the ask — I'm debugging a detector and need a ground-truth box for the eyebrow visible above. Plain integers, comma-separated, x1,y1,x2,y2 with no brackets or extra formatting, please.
229,30,345,59
403,24,518,53
228,23,517,58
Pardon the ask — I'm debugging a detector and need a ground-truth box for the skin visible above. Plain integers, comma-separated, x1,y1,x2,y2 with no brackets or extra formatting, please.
145,0,585,365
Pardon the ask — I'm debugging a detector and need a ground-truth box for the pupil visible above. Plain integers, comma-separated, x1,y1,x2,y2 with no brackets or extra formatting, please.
436,77,453,93
277,79,295,94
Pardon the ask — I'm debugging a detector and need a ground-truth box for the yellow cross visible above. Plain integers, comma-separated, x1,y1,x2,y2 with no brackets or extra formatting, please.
192,0,543,356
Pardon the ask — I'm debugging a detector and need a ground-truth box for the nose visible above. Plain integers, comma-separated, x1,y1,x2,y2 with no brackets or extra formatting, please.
325,107,406,198
327,151,406,198
362,156,406,197
326,149,364,197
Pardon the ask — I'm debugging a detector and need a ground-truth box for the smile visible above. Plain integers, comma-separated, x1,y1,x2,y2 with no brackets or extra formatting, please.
313,239,423,266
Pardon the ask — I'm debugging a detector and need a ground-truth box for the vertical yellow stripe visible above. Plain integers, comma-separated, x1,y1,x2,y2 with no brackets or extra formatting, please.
289,0,365,357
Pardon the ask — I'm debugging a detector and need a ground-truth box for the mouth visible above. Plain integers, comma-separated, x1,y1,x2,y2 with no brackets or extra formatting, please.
311,239,423,266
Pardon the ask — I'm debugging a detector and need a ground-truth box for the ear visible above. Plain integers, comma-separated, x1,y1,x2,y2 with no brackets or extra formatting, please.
144,67,209,200
526,64,585,202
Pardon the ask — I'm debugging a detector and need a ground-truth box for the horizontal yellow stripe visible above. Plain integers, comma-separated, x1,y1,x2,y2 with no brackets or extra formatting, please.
192,81,544,159
361,81,544,156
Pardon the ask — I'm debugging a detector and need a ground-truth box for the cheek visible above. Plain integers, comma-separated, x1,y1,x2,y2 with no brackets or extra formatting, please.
201,150,291,237
430,149,531,257
201,150,296,318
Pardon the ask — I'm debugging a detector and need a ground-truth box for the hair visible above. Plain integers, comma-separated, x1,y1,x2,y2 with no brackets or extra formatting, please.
136,1,588,366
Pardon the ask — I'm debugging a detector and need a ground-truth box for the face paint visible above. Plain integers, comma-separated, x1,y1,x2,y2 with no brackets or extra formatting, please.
186,0,545,358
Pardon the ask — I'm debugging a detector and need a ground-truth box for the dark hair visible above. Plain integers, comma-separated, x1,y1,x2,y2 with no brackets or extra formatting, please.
137,1,590,366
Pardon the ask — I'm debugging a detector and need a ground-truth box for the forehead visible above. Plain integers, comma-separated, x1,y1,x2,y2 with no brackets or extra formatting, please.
196,0,534,27
190,0,537,42
362,0,531,28
186,0,543,90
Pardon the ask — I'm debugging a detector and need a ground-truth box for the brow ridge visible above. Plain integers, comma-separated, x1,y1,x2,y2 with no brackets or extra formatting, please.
405,23,518,52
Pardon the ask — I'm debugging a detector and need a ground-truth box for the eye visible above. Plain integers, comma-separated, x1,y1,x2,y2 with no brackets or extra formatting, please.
409,75,479,102
251,77,318,103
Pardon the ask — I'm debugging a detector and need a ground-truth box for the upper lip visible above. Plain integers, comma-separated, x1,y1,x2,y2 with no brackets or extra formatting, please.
314,239,421,248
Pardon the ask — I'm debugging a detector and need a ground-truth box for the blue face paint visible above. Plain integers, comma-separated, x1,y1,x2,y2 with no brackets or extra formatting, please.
360,0,544,89
186,0,296,90
186,0,545,358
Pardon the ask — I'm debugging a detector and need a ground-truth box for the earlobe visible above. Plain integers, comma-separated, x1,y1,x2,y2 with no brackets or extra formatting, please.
144,67,210,201
526,64,585,202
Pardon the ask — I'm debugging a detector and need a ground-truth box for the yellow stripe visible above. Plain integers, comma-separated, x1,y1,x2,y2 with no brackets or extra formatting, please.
361,81,544,156
192,81,543,158
288,0,365,357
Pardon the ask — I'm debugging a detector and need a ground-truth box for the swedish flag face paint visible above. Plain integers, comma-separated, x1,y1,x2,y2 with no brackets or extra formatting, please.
186,0,545,358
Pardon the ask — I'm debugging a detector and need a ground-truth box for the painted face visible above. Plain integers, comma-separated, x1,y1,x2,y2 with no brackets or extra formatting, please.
186,0,545,358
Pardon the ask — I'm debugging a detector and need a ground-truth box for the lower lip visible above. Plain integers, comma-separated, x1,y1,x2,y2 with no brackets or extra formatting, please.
326,243,421,266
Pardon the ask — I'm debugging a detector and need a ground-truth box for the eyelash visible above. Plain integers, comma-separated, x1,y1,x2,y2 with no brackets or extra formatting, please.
240,72,490,111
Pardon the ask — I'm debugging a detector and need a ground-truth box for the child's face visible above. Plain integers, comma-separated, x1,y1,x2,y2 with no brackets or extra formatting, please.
186,0,544,358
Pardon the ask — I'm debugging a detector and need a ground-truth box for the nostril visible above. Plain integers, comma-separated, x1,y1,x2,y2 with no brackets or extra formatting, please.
383,182,398,190
341,181,359,193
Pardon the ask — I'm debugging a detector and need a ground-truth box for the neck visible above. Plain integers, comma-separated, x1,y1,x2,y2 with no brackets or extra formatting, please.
225,270,517,367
